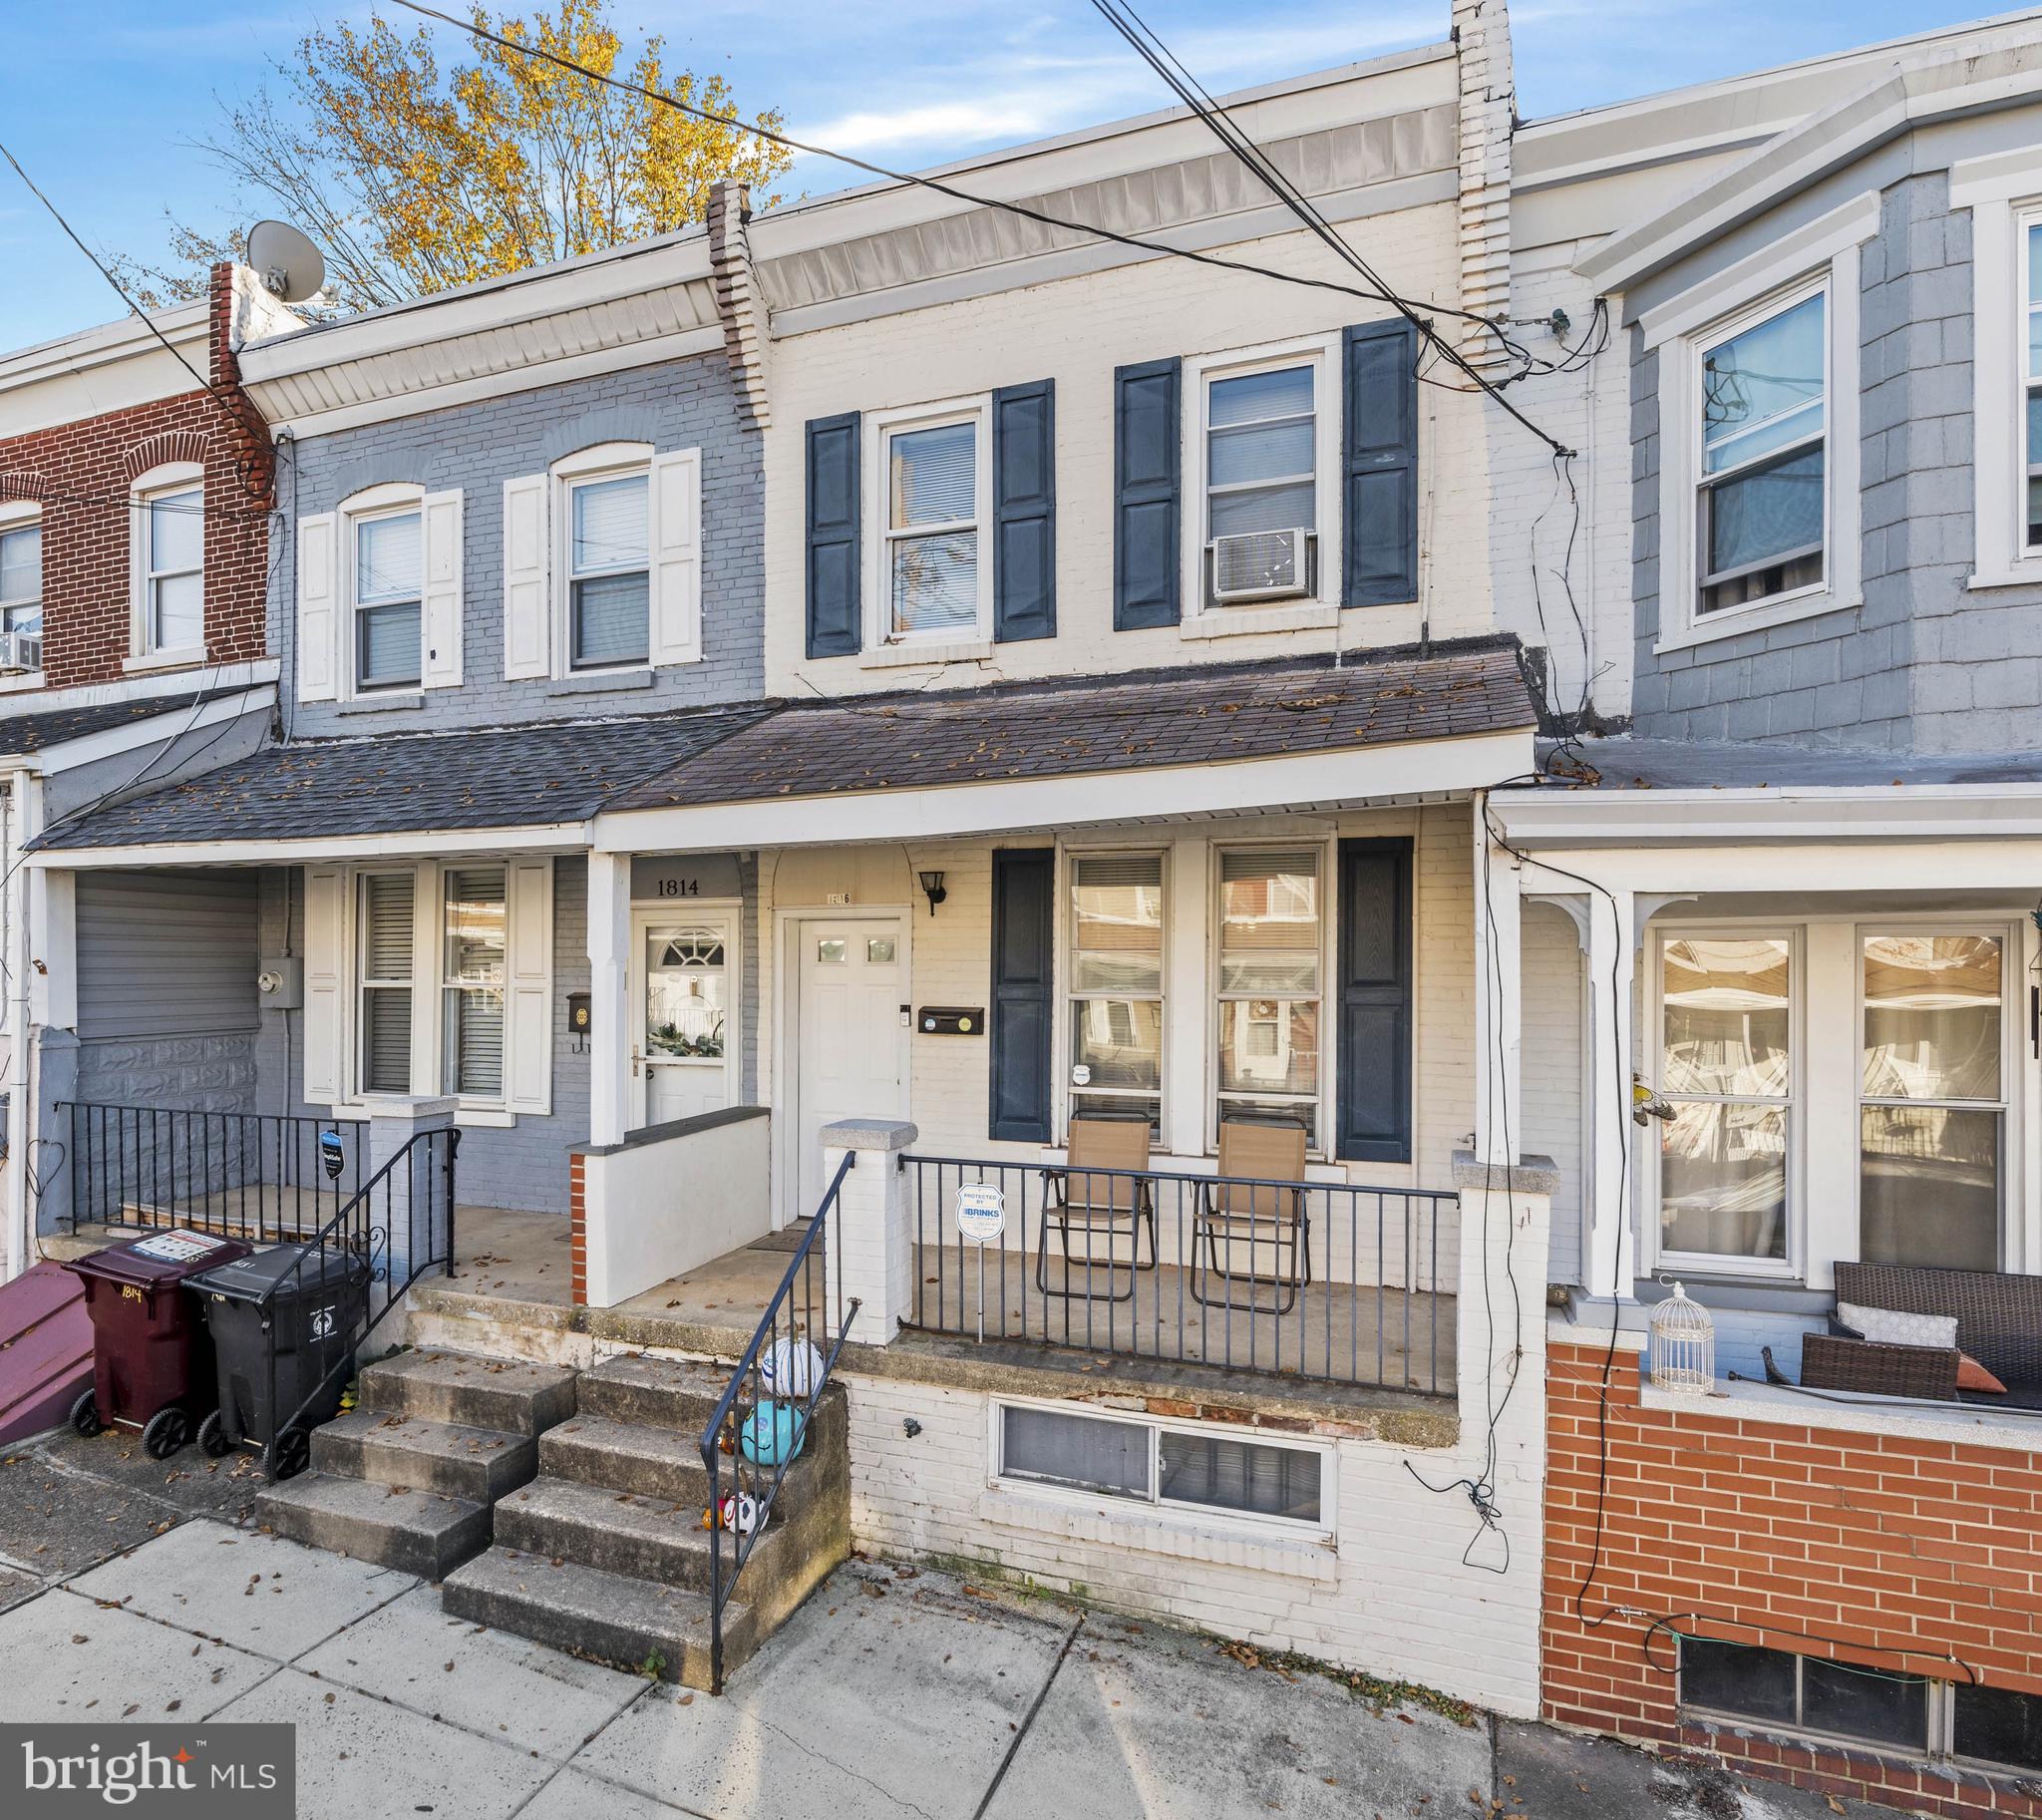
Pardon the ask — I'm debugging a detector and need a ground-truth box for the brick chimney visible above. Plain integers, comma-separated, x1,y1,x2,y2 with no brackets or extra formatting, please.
1453,0,1516,375
708,181,772,430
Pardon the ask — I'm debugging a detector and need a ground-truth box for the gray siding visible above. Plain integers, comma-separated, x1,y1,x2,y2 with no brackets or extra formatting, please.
274,354,764,736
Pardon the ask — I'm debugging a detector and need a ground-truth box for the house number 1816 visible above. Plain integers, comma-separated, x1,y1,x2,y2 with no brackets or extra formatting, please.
656,878,702,898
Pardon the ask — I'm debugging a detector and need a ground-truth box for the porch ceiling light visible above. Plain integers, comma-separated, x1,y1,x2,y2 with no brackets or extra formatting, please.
918,871,947,916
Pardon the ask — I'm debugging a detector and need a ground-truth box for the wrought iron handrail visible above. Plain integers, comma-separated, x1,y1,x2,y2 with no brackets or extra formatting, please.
696,1150,860,1693
257,1126,460,1480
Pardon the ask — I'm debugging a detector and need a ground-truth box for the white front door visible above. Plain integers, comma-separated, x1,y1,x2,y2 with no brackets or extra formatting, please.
632,908,739,1129
795,917,908,1214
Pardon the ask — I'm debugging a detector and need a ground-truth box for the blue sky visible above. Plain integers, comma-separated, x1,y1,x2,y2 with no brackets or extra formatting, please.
0,0,2015,349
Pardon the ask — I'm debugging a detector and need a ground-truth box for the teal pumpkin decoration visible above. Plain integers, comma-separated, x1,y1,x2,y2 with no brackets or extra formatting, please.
741,1400,806,1467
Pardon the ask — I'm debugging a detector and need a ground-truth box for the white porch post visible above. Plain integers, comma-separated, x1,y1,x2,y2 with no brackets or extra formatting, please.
822,1118,915,1345
586,851,631,1149
1584,886,1637,1303
1471,797,1523,1168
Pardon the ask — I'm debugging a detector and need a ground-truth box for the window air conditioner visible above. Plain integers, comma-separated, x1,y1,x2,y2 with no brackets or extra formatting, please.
0,631,41,674
1209,528,1309,603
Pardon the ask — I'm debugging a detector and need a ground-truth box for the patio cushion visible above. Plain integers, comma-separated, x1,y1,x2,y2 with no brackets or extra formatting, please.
1837,1301,1958,1349
1957,1353,2010,1395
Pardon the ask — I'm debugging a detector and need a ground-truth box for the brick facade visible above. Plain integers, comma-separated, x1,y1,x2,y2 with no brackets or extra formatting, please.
1545,1337,2042,1817
0,264,271,691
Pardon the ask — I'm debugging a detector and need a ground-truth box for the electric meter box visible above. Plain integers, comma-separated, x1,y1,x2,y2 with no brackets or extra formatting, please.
257,956,303,1009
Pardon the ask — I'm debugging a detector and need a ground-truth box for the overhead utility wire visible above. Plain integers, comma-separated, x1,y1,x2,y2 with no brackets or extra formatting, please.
1085,0,1571,457
387,0,1570,458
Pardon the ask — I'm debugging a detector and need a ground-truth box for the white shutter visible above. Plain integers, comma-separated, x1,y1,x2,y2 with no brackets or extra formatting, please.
421,489,464,689
506,859,553,1114
302,867,346,1104
296,513,339,703
503,474,550,680
648,447,702,667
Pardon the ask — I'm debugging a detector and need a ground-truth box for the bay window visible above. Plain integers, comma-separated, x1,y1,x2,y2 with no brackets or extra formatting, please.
442,868,508,1101
1068,852,1165,1132
1215,848,1322,1146
1696,286,1827,617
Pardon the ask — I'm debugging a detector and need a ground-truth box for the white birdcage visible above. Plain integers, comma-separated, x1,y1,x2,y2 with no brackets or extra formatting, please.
1649,1281,1715,1393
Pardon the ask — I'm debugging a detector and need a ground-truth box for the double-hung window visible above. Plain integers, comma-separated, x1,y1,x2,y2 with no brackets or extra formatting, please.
567,469,651,669
354,508,423,690
358,872,417,1096
441,868,508,1101
881,408,986,641
0,514,40,642
1655,934,1794,1270
1860,932,2003,1272
140,479,204,653
1215,849,1322,1147
2025,216,2042,548
1695,286,1827,617
1203,360,1317,604
1067,853,1165,1133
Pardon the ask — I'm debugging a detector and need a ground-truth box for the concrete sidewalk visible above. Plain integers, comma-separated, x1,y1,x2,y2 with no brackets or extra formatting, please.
0,1426,1913,1820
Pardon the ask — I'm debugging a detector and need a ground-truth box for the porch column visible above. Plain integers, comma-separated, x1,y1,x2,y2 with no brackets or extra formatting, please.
1470,800,1523,1168
821,1118,915,1345
361,1094,458,1288
586,851,631,1148
1584,887,1637,1303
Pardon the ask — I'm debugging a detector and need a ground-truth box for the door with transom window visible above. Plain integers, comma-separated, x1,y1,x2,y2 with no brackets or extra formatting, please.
631,908,739,1129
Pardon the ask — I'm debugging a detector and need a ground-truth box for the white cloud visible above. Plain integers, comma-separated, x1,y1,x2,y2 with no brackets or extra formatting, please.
805,99,1073,152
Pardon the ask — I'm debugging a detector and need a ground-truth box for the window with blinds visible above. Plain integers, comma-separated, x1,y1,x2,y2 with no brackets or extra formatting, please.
569,471,650,669
355,510,423,689
1068,852,1165,1132
442,868,508,1101
1216,848,1322,1147
884,415,980,638
358,872,415,1095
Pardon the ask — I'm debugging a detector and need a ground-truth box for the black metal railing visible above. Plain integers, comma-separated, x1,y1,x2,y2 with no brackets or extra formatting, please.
259,1125,460,1480
696,1151,860,1694
61,1101,371,1239
900,1154,1456,1393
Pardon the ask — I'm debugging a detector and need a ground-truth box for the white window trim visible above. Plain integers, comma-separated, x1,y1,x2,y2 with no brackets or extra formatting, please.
1058,841,1170,1146
332,856,550,1121
128,461,206,665
0,499,44,693
1644,225,1866,656
1207,837,1334,1155
987,1394,1336,1544
552,441,653,680
862,395,993,650
1951,152,2042,589
1181,332,1343,631
340,482,428,699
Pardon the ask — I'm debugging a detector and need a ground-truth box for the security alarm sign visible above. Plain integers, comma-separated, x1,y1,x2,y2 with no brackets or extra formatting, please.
955,1183,1005,1245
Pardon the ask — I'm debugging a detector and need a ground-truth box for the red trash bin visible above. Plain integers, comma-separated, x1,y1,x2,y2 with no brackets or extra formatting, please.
64,1230,252,1459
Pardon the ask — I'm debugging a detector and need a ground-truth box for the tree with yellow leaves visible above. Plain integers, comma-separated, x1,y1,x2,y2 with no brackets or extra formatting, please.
115,1,793,313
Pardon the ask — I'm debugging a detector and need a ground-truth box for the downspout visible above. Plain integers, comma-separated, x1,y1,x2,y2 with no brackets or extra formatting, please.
5,765,35,1281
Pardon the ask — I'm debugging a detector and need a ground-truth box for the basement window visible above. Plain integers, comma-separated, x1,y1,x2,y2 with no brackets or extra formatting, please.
993,1401,1327,1533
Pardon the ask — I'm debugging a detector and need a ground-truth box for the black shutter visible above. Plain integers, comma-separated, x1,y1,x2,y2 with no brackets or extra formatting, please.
989,848,1055,1143
1113,357,1181,629
993,380,1056,643
1342,319,1419,607
805,411,860,657
1336,836,1413,1163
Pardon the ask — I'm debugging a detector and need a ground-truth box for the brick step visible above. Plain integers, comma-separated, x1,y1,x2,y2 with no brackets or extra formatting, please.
359,1349,576,1437
311,1407,537,1504
256,1472,490,1580
539,1405,843,1513
442,1546,756,1691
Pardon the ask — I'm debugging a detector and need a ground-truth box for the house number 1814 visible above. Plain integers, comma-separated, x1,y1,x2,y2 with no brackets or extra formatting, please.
655,879,702,898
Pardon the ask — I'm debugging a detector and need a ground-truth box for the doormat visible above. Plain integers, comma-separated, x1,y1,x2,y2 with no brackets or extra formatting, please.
747,1220,814,1254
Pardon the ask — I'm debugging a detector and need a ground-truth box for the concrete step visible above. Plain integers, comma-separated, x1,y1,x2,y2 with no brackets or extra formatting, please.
572,1353,735,1435
256,1472,490,1580
539,1401,847,1514
359,1348,576,1437
311,1407,538,1504
443,1546,756,1691
493,1473,748,1592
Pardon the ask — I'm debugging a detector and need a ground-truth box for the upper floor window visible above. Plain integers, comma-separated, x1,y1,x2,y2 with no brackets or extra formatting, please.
133,464,205,658
871,401,990,644
2025,217,2042,547
1696,286,1826,617
354,507,424,691
567,467,650,669
0,508,41,656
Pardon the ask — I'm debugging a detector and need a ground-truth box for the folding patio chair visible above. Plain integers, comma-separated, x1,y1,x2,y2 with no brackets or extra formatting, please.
1036,1112,1157,1302
1192,1116,1311,1314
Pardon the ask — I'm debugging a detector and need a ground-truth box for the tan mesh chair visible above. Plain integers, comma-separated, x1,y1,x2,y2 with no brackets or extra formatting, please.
1193,1116,1311,1313
1037,1113,1157,1301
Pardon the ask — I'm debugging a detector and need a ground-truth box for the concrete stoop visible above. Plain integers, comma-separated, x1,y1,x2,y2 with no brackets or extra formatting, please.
254,1348,577,1579
442,1352,851,1690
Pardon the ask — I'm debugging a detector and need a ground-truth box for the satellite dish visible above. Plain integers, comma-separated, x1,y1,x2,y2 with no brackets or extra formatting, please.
245,219,326,303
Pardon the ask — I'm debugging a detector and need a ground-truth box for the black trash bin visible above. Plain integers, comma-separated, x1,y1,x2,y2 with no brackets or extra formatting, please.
65,1229,253,1459
192,1244,369,1479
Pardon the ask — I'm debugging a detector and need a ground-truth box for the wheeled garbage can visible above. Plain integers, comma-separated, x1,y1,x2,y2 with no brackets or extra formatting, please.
64,1229,253,1459
191,1243,370,1479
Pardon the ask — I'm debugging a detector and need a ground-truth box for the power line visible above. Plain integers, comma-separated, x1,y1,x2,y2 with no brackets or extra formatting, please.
386,0,1570,456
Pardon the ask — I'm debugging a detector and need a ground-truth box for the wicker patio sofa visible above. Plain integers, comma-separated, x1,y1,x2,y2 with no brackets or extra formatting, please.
1801,1261,2042,1409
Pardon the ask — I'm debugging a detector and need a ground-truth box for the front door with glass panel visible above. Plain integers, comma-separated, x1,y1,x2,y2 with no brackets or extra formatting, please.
795,919,907,1215
633,909,738,1128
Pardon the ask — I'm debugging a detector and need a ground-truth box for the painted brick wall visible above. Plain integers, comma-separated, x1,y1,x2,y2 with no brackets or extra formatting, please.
275,351,763,735
0,265,271,691
1544,1336,2042,1818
